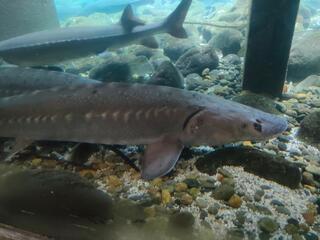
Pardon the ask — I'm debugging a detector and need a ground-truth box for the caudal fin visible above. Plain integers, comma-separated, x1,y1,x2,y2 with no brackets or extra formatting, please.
165,0,192,38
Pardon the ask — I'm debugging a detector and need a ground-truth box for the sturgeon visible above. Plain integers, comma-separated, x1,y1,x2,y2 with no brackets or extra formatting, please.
0,67,100,98
0,83,287,179
0,0,192,66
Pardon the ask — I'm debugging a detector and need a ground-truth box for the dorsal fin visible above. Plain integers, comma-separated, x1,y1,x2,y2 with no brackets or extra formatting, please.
121,5,145,32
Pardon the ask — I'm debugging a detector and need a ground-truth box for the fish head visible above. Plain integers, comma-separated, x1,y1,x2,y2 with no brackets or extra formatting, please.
181,103,288,146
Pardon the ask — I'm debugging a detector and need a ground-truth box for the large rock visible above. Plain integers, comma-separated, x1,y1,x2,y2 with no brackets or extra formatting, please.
297,110,320,147
293,75,320,93
175,46,219,76
162,36,196,62
209,29,244,56
148,61,185,88
89,55,154,83
288,31,320,81
195,147,302,189
233,92,281,115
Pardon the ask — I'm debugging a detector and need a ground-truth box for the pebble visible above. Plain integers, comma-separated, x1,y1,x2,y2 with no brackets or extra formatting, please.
179,193,194,205
275,206,291,215
161,189,171,205
208,203,220,215
225,228,245,240
212,183,235,201
175,182,188,192
270,199,285,207
302,172,316,186
258,217,280,233
254,189,265,202
183,178,200,188
228,195,242,208
235,210,246,226
217,168,233,178
196,197,208,209
303,233,319,240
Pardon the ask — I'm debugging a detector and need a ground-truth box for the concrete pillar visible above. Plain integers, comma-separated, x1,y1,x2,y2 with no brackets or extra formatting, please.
0,0,59,41
242,0,300,97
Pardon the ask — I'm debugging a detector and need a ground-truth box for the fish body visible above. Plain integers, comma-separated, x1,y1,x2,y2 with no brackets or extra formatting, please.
0,0,191,66
0,83,287,179
0,67,100,97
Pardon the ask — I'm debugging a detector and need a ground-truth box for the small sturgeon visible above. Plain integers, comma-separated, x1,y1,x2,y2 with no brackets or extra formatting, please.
0,67,100,97
0,83,287,179
0,0,192,66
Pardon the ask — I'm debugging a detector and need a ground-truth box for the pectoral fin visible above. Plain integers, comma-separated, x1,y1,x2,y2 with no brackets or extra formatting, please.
141,138,184,180
140,37,159,49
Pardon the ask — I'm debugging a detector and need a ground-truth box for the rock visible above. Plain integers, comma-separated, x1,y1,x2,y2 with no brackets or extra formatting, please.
235,210,246,226
254,189,264,202
233,92,281,114
212,183,235,201
147,61,185,88
288,31,320,81
223,54,242,65
175,182,188,192
293,75,320,93
306,165,320,178
284,223,300,235
161,189,172,205
275,206,291,215
185,73,211,91
258,217,279,233
163,36,195,62
89,55,154,83
195,147,302,189
270,199,285,207
179,193,194,205
228,195,242,208
208,203,220,215
196,197,208,209
183,178,200,188
89,56,131,83
209,29,244,56
297,111,320,147
302,171,316,186
247,203,272,215
175,46,219,76
303,233,319,240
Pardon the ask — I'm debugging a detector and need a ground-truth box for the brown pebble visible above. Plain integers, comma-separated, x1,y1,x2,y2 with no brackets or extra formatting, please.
228,195,242,208
175,182,188,192
180,193,193,205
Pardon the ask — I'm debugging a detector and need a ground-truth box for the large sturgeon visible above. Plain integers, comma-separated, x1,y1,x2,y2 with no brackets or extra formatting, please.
0,0,192,66
0,83,287,179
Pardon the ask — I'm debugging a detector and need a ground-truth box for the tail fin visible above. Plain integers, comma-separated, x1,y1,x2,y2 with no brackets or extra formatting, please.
165,0,192,38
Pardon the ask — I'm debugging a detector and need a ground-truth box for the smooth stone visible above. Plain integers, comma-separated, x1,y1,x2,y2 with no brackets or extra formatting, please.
212,183,235,201
195,147,302,189
208,203,220,215
258,217,280,233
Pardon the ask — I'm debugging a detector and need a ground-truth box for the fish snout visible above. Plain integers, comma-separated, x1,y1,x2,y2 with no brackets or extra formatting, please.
255,115,288,138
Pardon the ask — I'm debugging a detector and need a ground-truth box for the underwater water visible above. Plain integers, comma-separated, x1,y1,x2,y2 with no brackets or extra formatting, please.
0,0,319,239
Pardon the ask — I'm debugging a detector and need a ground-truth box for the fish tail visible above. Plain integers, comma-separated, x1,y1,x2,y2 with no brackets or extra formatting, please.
165,0,192,38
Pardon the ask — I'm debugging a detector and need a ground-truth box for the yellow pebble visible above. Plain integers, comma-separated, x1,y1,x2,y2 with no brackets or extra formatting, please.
242,141,253,147
228,195,242,208
151,178,163,187
180,193,193,205
175,182,188,192
161,189,171,205
30,158,42,167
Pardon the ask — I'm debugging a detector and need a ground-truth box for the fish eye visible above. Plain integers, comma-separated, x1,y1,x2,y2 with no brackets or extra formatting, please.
253,122,262,132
